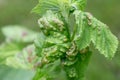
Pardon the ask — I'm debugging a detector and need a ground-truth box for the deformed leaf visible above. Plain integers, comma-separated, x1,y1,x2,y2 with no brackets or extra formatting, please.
73,10,92,50
63,51,92,80
74,10,118,58
32,0,69,15
32,0,87,16
35,11,70,64
89,16,119,58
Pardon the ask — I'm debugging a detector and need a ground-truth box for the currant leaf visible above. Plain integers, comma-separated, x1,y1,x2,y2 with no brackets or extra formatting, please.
74,10,118,58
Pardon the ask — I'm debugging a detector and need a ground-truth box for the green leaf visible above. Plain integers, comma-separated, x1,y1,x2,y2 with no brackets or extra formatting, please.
2,25,38,43
33,60,67,80
74,10,118,58
88,15,119,58
75,51,92,80
35,11,70,64
73,10,92,50
32,0,69,15
63,51,92,80
32,0,87,16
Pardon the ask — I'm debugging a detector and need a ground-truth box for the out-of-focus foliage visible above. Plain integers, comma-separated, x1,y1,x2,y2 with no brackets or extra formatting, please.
2,26,38,43
0,0,39,42
0,65,34,80
0,26,38,69
0,26,38,80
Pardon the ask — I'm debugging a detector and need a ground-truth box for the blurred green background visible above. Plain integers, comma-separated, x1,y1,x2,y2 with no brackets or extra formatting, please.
0,0,120,80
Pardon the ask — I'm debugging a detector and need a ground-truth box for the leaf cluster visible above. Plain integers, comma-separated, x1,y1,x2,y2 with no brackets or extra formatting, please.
0,0,119,80
32,0,118,80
